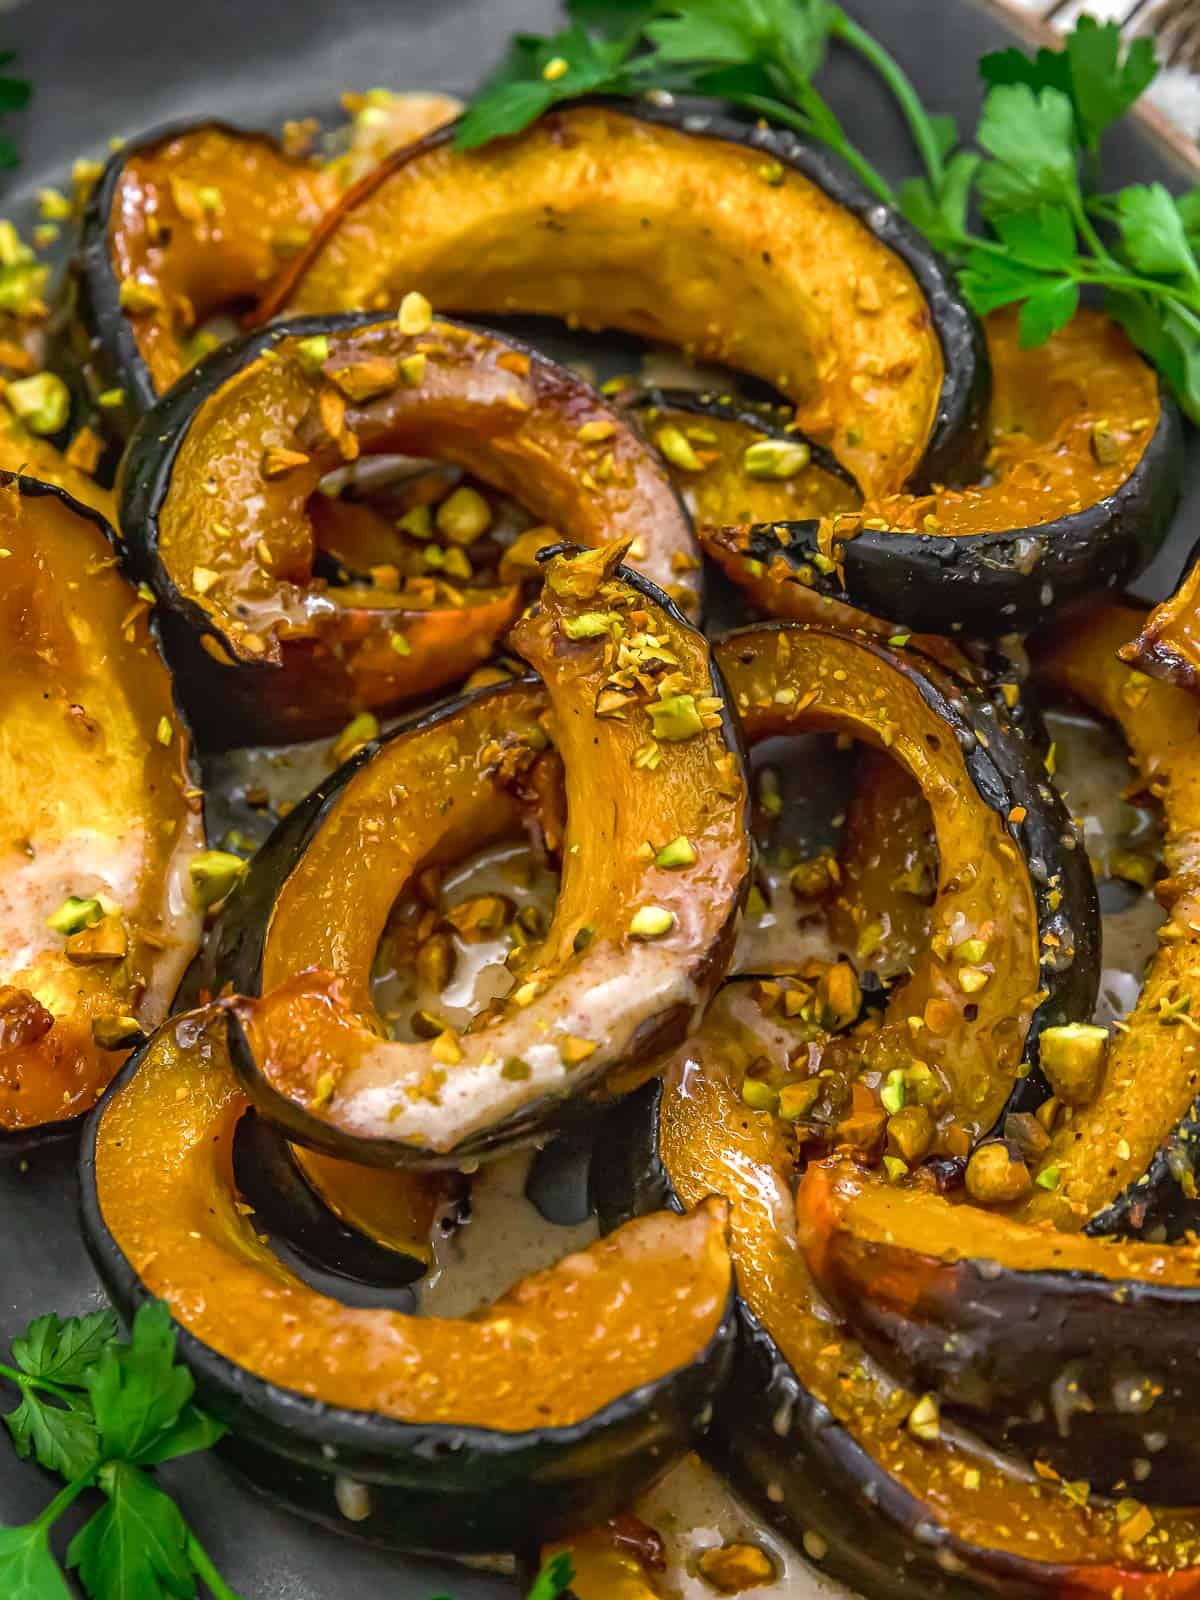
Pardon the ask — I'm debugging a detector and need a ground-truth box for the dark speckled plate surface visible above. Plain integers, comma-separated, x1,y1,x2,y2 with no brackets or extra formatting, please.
0,1,1197,1595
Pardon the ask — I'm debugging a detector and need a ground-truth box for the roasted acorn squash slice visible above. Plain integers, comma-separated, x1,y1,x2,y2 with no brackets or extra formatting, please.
211,549,747,1164
595,989,1200,1598
70,121,332,428
261,103,987,500
80,1011,736,1554
714,623,1098,1144
705,309,1182,636
120,313,699,744
800,1156,1200,1504
1030,604,1200,1239
0,474,203,1144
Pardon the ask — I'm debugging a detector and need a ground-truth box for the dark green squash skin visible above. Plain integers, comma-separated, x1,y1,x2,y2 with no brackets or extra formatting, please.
1087,1098,1200,1241
717,623,1101,1123
189,571,750,1167
78,1039,738,1556
812,1213,1200,1506
0,472,202,1155
591,1080,1064,1600
269,97,990,496
62,117,301,444
231,1111,432,1288
704,383,1184,637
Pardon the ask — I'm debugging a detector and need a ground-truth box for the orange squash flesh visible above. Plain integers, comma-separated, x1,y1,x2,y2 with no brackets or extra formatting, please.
263,106,953,499
129,314,700,741
1120,558,1200,692
653,988,1200,1587
231,548,748,1161
0,410,115,524
90,1011,733,1431
99,124,331,402
715,625,1043,1144
702,308,1165,630
288,1146,448,1266
1026,606,1200,1229
0,478,203,1134
828,746,936,982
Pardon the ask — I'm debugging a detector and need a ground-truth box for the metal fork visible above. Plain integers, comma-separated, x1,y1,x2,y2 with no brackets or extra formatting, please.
1042,0,1200,72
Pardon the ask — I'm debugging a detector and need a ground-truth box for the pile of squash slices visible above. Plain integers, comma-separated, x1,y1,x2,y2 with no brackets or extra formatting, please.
9,90,1200,1598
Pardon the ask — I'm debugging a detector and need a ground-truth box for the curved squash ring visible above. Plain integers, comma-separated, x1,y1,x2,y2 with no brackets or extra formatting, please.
120,313,699,744
259,102,988,501
714,623,1097,1143
0,474,204,1146
70,120,333,428
705,309,1183,636
218,549,748,1165
594,995,1200,1598
80,1010,736,1555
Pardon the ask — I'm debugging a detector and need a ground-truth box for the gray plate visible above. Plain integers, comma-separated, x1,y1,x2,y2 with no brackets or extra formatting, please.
0,1,1196,1595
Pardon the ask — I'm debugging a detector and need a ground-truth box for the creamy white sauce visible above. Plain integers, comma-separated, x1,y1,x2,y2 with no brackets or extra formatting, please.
0,827,147,975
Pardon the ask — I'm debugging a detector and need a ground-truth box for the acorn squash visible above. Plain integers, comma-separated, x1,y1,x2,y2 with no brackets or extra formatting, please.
80,1011,736,1554
1119,535,1200,691
213,548,748,1165
70,120,331,429
261,103,987,501
120,313,700,744
714,623,1098,1144
0,474,203,1146
706,309,1181,636
594,990,1200,1597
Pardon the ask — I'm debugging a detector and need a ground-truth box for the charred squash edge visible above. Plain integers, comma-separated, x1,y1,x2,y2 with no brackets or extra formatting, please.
798,1155,1200,1505
79,1028,738,1556
0,471,203,1154
701,382,1183,637
715,623,1100,1128
260,98,990,497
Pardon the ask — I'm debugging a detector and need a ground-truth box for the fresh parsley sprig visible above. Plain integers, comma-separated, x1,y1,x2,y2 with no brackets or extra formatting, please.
0,1303,242,1600
458,3,1200,424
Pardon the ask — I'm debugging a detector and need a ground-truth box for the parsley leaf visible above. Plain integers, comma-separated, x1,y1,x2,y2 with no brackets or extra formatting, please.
526,1551,575,1600
5,1392,99,1480
899,149,980,258
980,17,1156,151
990,205,1077,272
68,1463,194,1600
975,84,1078,214
1116,183,1200,284
1017,278,1080,347
0,1525,73,1600
13,1311,121,1388
455,22,633,149
85,1303,195,1464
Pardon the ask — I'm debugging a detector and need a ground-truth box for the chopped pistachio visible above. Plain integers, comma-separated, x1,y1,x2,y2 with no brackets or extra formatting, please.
97,387,125,409
6,372,69,435
328,356,399,402
398,505,432,539
906,1394,940,1443
654,835,697,869
390,632,411,656
887,1103,934,1164
560,1035,597,1066
577,418,616,443
191,565,219,596
436,485,492,545
431,1029,463,1066
888,632,911,648
630,905,675,940
1038,1022,1108,1107
396,290,433,336
572,924,595,954
741,1078,779,1113
501,1057,531,1081
882,1155,909,1183
188,850,247,909
648,693,703,742
541,55,569,80
956,937,988,965
155,717,172,747
818,962,861,1031
37,187,72,221
880,1069,906,1117
332,711,380,765
66,915,128,965
445,894,509,943
1035,1164,1061,1191
118,276,163,313
757,160,785,186
398,352,426,387
742,438,811,480
958,965,989,994
294,335,330,372
695,1541,776,1592
47,895,105,936
656,424,705,472
778,1079,820,1121
564,609,620,640
1090,420,1121,467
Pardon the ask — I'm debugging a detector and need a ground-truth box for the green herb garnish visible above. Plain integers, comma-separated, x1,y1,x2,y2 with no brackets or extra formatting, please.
0,1303,244,1599
459,4,1200,423
0,52,29,169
